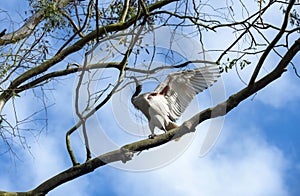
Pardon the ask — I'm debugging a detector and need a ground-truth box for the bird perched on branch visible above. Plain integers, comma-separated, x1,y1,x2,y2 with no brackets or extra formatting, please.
131,65,221,139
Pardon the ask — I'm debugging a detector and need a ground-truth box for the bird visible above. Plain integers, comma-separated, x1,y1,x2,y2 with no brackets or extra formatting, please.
131,65,221,139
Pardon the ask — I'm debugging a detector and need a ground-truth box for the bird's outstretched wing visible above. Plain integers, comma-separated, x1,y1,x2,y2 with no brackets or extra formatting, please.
154,65,221,121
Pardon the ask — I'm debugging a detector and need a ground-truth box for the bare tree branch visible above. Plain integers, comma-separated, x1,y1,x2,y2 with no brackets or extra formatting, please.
216,0,275,64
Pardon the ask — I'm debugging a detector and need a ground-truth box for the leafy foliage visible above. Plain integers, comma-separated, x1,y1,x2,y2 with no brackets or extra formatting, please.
290,9,300,27
28,0,67,32
221,58,251,73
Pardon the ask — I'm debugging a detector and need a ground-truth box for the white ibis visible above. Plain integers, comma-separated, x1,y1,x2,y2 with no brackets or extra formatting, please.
131,65,221,138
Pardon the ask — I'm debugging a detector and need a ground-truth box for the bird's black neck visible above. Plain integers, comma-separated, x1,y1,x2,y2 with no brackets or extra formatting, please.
131,77,142,102
131,83,142,99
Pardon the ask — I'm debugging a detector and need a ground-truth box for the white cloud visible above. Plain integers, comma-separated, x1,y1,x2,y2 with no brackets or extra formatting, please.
28,136,66,184
113,123,289,196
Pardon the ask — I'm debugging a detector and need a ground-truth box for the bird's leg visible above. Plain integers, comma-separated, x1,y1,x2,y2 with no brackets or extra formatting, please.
148,123,157,139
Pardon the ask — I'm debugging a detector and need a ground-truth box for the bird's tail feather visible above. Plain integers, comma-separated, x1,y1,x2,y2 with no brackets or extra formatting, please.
166,121,178,131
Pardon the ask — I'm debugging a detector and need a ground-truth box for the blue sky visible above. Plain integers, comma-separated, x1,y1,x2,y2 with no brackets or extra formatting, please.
1,1,300,196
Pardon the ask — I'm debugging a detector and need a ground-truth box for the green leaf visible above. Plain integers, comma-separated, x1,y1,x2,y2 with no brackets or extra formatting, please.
12,91,21,97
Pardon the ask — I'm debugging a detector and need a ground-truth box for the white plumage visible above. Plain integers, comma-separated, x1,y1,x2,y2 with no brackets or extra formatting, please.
131,65,221,138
